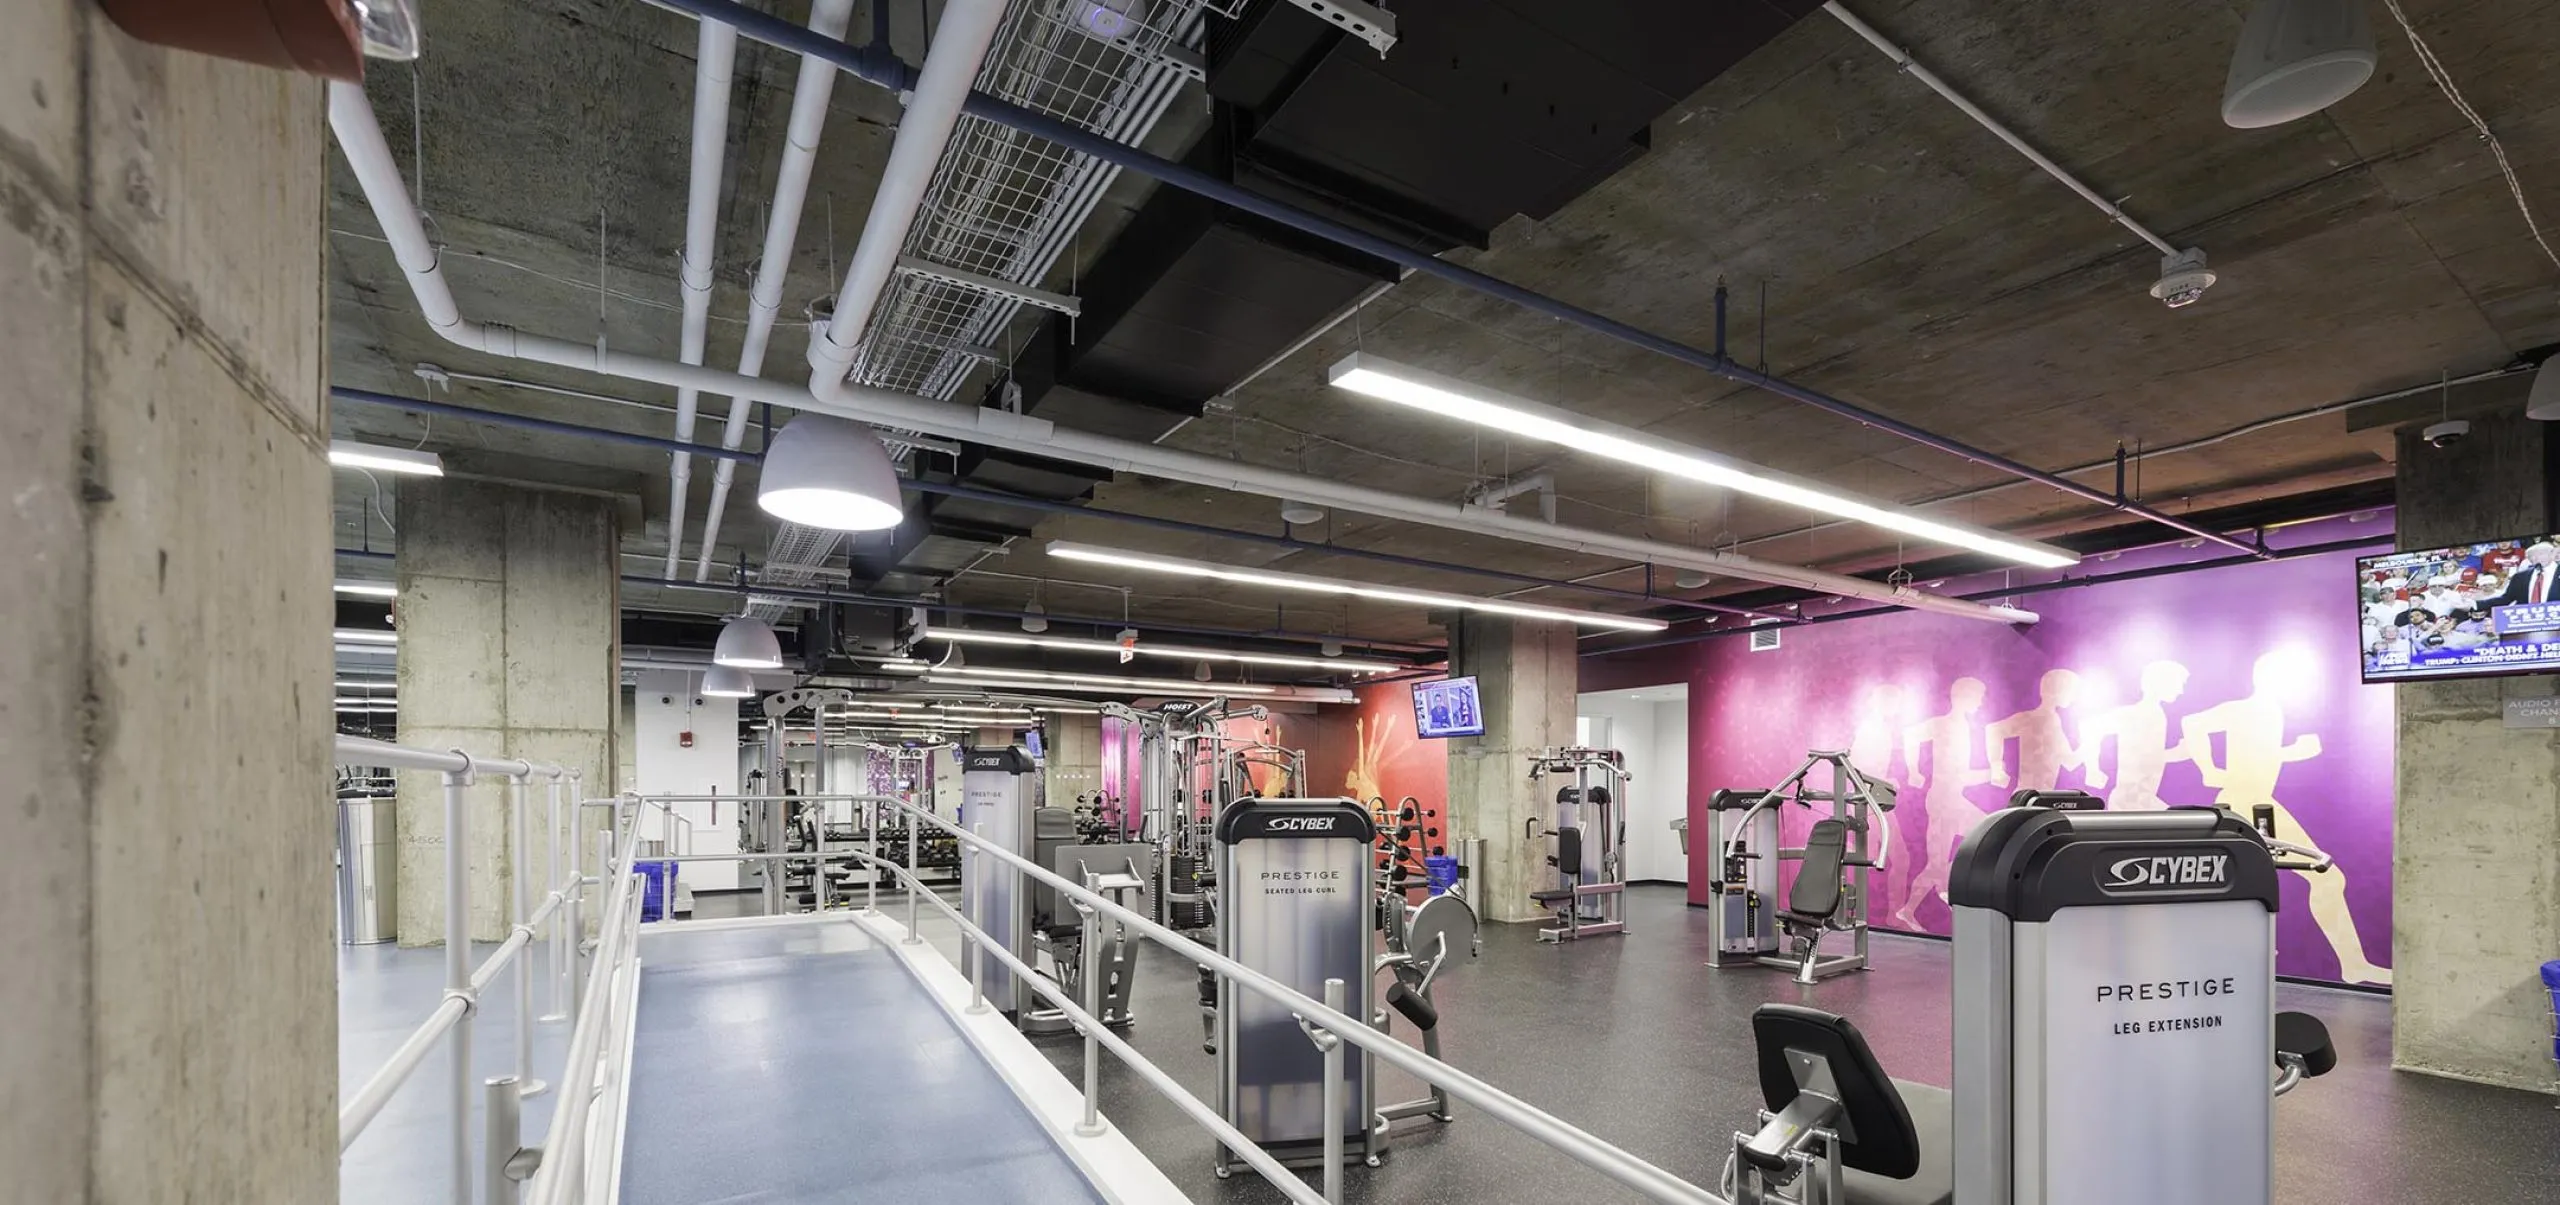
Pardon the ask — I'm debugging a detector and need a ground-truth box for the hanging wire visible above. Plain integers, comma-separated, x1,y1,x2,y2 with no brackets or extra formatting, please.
2381,0,2560,274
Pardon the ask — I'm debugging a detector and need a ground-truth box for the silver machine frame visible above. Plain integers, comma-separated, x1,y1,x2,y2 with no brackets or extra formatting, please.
1725,800,2335,1205
1524,747,1630,942
1951,805,2294,1205
1373,890,1476,1133
1126,698,1305,932
1706,749,1894,983
960,744,1042,1019
1212,797,1382,1177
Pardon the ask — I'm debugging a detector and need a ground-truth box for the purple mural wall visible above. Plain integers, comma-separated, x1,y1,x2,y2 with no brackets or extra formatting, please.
1606,542,2395,986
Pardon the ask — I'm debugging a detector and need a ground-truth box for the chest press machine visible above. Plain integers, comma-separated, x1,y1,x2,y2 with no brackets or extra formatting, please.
1722,803,2338,1205
1707,750,1895,983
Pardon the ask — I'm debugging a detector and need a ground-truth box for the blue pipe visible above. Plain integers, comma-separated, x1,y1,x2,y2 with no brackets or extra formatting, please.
1585,533,2389,656
648,0,2262,559
330,386,1773,619
333,386,759,463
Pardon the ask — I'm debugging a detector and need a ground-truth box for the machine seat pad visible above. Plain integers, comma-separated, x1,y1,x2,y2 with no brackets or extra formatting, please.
1786,819,1850,921
1529,889,1579,904
1038,922,1083,943
1842,1079,1953,1205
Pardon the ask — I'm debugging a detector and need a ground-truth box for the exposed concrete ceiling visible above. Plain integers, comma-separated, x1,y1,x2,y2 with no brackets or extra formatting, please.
328,0,2560,656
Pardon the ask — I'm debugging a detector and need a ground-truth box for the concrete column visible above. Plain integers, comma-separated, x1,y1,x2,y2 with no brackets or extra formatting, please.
397,481,620,943
1446,615,1579,923
2390,407,2560,1090
1043,712,1104,813
0,12,334,1199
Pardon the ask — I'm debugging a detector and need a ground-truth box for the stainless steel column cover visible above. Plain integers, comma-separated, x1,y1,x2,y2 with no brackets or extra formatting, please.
961,746,1038,1015
1216,797,1377,1162
337,796,398,944
1948,807,2282,1205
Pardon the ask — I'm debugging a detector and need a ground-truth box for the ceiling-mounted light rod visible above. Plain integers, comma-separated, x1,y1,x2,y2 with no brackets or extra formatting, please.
918,627,1404,674
1328,353,2078,570
1045,540,1671,633
923,668,1356,703
334,581,399,598
328,441,443,476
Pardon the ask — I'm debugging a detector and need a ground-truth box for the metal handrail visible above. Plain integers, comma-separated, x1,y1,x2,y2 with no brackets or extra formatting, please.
332,734,585,1205
853,793,1727,1205
526,796,650,1205
831,841,1330,1205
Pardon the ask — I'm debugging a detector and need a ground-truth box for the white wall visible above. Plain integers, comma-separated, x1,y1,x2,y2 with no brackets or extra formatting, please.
1578,685,1690,883
633,669,742,890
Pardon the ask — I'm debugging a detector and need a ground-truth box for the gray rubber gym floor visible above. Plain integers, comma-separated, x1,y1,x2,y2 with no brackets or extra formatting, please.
619,924,1103,1205
990,884,2558,1205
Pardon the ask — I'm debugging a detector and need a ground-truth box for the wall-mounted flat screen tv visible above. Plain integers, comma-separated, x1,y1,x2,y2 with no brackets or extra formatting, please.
1412,677,1486,739
2360,535,2560,682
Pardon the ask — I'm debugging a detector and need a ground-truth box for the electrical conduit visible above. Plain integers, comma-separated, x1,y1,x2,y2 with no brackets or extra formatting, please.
692,0,858,581
661,0,2252,559
664,20,739,579
324,80,2033,626
803,0,1008,402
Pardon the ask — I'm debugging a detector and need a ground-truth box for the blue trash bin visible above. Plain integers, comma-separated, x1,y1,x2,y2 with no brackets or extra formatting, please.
2542,960,2559,1063
1423,854,1460,897
636,860,678,922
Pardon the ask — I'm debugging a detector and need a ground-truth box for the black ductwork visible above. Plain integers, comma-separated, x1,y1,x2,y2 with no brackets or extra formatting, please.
879,0,1822,587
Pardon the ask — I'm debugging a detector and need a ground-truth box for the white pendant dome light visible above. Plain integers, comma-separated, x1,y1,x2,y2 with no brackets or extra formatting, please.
2223,0,2377,129
714,616,785,669
757,414,905,531
702,664,757,698
1022,581,1049,633
2528,358,2560,422
1280,499,1327,526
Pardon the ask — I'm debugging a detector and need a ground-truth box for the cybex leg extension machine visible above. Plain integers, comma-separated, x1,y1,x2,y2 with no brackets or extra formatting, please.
1722,803,2337,1204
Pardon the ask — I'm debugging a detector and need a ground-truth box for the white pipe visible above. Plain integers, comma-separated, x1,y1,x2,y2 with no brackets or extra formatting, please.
804,0,1010,400
694,0,860,581
664,21,740,579
325,83,2032,626
1821,1,2178,257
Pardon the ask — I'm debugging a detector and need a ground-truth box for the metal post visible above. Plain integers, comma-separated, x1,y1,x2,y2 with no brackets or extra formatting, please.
864,798,880,914
903,808,923,944
564,806,586,1019
542,776,568,1022
966,821,989,1014
510,775,547,1097
1320,976,1346,1205
1076,902,1105,1137
440,765,472,1205
483,1075,523,1204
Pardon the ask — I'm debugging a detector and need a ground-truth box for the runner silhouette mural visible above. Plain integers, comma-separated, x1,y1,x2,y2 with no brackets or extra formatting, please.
1651,545,2393,985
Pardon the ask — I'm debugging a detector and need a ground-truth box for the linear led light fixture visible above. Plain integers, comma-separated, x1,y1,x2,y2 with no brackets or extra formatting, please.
328,440,444,476
334,679,395,689
934,665,1281,695
1326,352,2080,571
925,669,1355,704
334,581,399,598
919,627,1403,674
1044,541,1669,633
334,629,399,645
